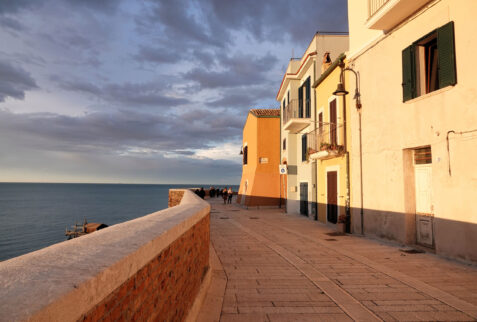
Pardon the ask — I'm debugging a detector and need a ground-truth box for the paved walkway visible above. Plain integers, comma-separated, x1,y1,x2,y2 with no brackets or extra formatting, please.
197,198,477,322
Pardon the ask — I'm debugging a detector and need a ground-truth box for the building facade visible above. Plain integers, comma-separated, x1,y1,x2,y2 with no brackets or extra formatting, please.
310,54,351,230
346,0,477,261
277,32,349,218
237,109,281,208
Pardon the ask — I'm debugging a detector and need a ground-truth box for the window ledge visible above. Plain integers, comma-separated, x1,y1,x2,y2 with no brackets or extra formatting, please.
404,85,454,104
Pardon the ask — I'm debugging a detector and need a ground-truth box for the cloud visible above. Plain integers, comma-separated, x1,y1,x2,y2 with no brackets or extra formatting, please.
134,45,184,65
185,52,278,89
0,60,37,102
54,77,189,108
0,108,243,154
0,16,25,31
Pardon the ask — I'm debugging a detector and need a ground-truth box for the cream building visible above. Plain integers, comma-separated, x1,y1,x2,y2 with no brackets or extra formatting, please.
277,32,348,218
345,0,477,261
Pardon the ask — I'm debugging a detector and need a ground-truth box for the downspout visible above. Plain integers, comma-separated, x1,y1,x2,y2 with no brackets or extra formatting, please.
280,105,282,209
313,59,318,220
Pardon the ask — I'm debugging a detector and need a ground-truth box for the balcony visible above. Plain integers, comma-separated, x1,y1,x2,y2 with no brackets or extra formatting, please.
283,99,311,133
306,122,345,160
367,0,432,31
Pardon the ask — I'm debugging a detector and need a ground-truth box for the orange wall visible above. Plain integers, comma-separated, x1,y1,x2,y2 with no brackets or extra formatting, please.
238,113,281,206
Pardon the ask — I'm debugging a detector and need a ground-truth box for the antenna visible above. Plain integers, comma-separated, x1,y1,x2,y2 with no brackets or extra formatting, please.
291,48,294,59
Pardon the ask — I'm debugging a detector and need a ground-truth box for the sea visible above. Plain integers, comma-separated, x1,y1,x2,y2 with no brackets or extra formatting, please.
0,183,238,262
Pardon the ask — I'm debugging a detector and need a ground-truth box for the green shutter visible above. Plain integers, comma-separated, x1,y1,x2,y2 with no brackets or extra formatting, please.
302,134,307,161
402,45,415,102
438,21,457,88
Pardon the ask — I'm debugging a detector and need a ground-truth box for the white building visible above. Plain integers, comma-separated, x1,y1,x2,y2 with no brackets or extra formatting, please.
346,0,477,261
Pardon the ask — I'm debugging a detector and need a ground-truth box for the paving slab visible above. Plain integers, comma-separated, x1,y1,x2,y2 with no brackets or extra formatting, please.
197,198,477,321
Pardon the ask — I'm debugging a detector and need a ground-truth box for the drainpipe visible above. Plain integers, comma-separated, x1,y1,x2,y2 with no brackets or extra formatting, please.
280,102,282,209
313,59,318,220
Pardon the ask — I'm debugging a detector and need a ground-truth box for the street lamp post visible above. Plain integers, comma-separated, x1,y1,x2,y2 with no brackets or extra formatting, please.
333,65,364,235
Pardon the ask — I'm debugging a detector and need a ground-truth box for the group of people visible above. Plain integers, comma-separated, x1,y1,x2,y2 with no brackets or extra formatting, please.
209,187,234,204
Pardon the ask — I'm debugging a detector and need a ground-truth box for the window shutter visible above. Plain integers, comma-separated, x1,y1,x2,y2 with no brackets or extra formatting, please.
298,86,303,118
402,45,415,102
438,21,457,88
302,134,307,161
305,77,311,118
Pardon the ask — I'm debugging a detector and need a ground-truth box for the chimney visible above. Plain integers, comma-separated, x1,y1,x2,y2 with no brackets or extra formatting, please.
321,52,332,73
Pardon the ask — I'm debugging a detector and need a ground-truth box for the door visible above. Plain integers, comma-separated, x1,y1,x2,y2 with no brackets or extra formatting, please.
327,171,338,223
300,182,308,216
329,99,337,146
415,164,434,247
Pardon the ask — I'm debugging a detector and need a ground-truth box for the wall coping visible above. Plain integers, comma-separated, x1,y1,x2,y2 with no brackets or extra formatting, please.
0,189,210,322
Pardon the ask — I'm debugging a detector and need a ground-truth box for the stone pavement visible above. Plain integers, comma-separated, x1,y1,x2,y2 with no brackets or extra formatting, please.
197,197,477,322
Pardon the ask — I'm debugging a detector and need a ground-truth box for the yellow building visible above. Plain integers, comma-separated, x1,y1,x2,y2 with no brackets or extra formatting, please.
309,54,351,230
237,109,281,207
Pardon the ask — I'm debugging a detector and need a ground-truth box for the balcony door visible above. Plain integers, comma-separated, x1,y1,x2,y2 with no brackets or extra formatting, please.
329,99,337,146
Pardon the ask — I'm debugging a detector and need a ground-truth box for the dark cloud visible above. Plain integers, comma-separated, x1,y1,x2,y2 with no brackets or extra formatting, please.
54,77,189,108
185,52,278,89
0,16,25,31
134,45,184,64
0,0,36,14
208,0,348,43
139,0,227,48
0,0,120,15
0,108,241,154
207,86,277,109
0,60,37,102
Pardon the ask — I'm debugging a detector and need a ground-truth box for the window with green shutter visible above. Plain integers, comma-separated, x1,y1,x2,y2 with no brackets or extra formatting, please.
301,134,307,161
402,21,456,102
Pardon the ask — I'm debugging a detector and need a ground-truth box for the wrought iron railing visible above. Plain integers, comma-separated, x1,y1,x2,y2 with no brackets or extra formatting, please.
368,0,390,18
283,99,311,124
306,122,345,156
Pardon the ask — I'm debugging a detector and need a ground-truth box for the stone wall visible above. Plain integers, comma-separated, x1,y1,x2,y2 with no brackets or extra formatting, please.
0,189,210,322
80,215,209,321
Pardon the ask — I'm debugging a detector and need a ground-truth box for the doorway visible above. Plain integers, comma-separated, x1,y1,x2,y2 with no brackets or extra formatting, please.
327,171,338,224
414,146,434,248
300,182,308,216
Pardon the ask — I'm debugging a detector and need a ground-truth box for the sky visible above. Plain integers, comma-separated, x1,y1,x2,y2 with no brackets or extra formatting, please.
0,0,348,184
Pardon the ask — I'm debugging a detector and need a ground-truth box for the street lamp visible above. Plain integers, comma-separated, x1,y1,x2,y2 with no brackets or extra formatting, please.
333,65,361,109
333,64,364,235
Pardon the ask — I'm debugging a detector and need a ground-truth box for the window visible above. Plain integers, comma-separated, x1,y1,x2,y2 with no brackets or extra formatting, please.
402,21,456,102
298,77,311,118
283,138,286,150
243,146,248,165
301,134,307,161
414,146,432,164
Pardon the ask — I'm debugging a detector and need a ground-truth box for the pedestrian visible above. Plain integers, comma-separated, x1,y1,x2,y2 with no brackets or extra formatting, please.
227,187,233,204
222,187,228,204
199,187,206,199
210,187,215,198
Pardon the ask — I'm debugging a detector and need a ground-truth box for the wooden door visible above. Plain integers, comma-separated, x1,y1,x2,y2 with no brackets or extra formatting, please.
300,182,308,216
327,171,338,224
330,99,337,146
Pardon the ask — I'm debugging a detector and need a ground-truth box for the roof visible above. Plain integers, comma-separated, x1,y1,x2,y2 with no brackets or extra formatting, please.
250,109,280,118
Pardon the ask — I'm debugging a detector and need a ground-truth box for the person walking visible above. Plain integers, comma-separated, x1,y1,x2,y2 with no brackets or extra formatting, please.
227,187,233,204
222,187,228,204
199,187,206,199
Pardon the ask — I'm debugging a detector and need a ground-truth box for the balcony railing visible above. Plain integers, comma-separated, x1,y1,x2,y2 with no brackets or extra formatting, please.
368,0,390,18
283,99,311,125
306,122,345,160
